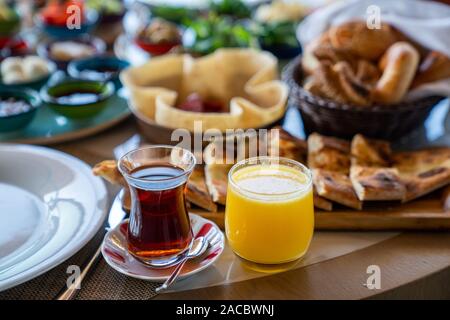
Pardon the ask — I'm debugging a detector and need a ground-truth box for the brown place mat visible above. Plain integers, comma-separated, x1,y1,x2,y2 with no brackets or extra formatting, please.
0,224,161,300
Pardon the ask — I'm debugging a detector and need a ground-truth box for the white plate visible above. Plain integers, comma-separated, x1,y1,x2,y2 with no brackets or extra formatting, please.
102,213,224,282
0,144,108,292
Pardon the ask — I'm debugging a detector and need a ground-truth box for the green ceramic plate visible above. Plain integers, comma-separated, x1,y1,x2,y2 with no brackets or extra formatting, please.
0,92,130,145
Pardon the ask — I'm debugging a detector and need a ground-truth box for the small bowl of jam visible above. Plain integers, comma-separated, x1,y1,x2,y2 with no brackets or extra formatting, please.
36,2,99,39
67,55,130,89
41,79,115,119
0,88,41,132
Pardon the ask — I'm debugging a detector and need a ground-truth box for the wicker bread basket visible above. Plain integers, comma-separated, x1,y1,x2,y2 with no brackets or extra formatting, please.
282,56,445,140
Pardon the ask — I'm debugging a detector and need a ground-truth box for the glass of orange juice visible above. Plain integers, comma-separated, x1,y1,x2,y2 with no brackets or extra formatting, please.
225,156,314,264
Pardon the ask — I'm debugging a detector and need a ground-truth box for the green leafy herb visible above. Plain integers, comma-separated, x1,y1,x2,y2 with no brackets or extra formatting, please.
185,13,256,55
86,0,124,15
151,5,196,25
209,0,251,19
252,21,299,48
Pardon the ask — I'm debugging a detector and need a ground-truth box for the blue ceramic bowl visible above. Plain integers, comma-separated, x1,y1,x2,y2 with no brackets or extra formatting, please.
35,9,99,39
0,88,41,132
260,43,302,60
67,56,130,89
0,60,57,91
41,79,115,119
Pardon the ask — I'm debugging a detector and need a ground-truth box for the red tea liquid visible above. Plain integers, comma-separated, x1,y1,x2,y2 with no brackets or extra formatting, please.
127,164,192,259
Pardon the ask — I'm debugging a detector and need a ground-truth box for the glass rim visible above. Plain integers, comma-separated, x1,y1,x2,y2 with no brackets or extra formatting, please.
118,145,196,184
228,156,312,198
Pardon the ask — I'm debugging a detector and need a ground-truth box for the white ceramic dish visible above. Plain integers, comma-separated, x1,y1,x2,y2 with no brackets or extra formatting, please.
0,144,108,292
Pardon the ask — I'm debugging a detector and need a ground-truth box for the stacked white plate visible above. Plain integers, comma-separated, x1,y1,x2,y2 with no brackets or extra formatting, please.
0,145,108,292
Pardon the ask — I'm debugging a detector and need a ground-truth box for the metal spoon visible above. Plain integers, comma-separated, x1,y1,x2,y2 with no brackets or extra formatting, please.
155,236,208,293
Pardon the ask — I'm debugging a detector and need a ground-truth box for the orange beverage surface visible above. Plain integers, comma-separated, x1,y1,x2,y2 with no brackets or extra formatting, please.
225,164,314,264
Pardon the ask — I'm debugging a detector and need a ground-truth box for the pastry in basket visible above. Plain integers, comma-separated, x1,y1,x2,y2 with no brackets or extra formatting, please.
308,133,361,209
120,49,288,132
299,19,449,109
328,21,399,61
305,61,370,106
412,51,450,88
393,148,450,202
349,134,405,201
355,59,381,86
372,42,420,104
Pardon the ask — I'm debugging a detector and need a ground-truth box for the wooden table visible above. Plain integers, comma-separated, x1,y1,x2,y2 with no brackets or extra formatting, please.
53,118,450,300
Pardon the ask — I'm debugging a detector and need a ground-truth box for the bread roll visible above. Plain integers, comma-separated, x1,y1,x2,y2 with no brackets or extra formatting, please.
372,42,420,105
333,62,371,106
355,59,380,86
301,32,331,74
309,61,350,104
329,21,398,60
412,51,450,88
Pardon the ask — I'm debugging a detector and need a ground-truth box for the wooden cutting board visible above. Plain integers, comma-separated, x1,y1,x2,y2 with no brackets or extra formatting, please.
190,192,450,231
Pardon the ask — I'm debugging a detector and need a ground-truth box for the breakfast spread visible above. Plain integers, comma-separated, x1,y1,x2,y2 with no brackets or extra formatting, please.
3,0,450,299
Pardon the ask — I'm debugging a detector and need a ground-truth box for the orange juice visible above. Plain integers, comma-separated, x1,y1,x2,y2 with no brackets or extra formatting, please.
225,157,314,264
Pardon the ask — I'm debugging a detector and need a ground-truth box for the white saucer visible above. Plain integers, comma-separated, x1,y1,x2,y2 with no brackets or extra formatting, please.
101,214,224,282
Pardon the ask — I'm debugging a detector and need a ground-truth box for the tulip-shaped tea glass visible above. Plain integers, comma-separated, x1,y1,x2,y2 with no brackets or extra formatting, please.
225,156,314,264
118,146,196,267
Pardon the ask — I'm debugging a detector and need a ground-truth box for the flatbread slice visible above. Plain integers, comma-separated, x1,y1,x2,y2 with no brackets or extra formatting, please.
350,165,405,201
186,166,218,212
349,134,405,201
312,169,362,210
308,133,351,174
350,134,392,167
92,160,126,186
92,160,131,211
313,189,333,211
204,163,231,205
269,126,307,163
393,148,450,202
